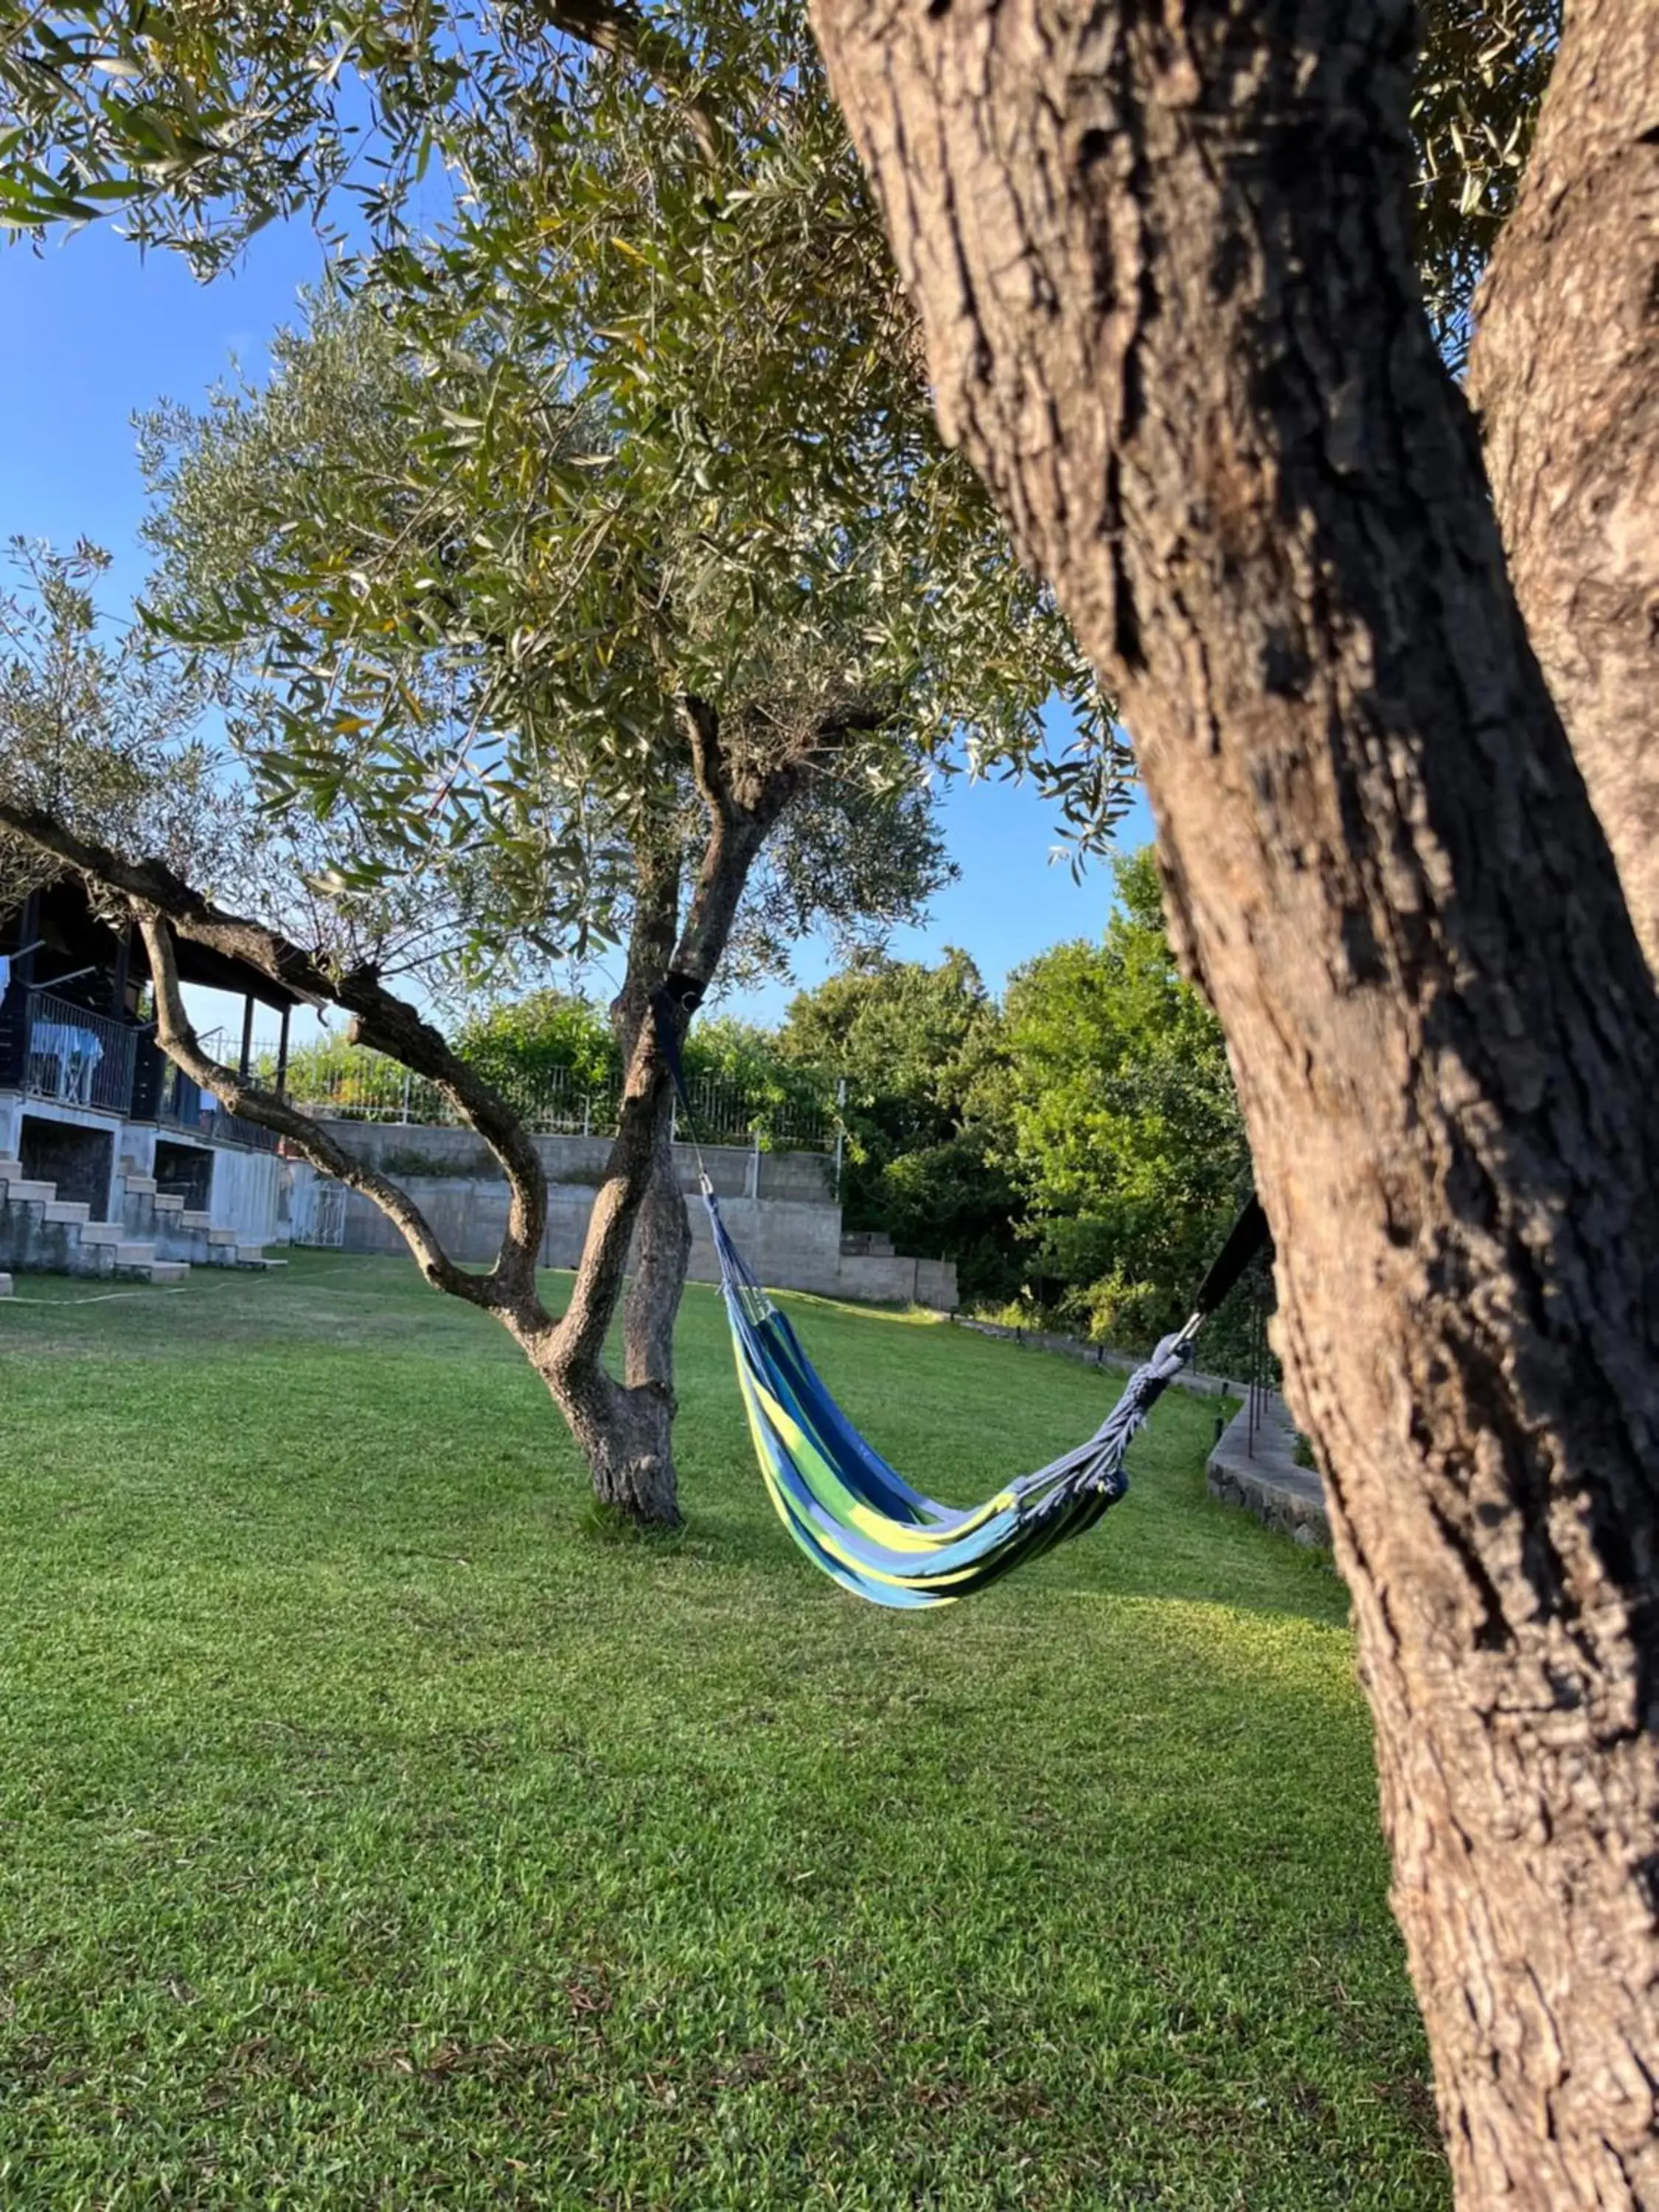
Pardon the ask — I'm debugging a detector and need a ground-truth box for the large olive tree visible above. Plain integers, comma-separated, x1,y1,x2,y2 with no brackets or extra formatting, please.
2,14,1113,1526
803,3,1658,2205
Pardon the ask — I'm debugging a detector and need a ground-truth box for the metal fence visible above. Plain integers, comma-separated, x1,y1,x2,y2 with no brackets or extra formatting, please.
159,1033,283,1153
22,990,138,1116
254,1042,836,1152
1245,1273,1275,1459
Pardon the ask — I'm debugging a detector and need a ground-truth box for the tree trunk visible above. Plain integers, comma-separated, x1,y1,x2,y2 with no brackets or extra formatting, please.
549,704,821,1528
808,4,1659,2205
610,843,695,1408
622,1100,693,1397
541,843,689,1528
1467,0,1659,975
539,1349,681,1527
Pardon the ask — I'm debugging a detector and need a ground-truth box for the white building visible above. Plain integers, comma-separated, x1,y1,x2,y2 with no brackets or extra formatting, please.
0,879,294,1286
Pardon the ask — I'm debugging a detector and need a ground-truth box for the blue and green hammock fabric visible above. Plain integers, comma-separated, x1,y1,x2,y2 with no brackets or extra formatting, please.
653,978,1267,1610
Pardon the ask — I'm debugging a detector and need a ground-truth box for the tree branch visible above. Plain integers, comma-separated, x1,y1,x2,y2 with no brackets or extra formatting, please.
678,693,737,823
535,0,723,163
138,914,491,1307
673,692,885,984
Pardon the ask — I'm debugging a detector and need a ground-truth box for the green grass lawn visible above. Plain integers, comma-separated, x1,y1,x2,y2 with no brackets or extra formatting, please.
0,1254,1445,2210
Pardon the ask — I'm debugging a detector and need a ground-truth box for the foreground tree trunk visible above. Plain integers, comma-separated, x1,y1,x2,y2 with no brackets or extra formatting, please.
808,3,1659,2204
1468,0,1659,974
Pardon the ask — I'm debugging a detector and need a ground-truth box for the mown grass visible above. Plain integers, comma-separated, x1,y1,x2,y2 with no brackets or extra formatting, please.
0,1254,1445,2210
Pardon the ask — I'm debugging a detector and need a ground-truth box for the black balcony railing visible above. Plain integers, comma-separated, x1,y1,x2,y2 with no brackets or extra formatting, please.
153,1054,280,1153
20,990,139,1116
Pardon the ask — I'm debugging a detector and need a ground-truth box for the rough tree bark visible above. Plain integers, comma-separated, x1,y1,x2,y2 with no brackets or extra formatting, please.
614,860,694,1413
1468,0,1659,974
807,3,1659,2205
548,841,690,1528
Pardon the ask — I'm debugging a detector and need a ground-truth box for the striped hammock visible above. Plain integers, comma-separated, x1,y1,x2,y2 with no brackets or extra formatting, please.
651,976,1265,1610
702,1186,1201,1609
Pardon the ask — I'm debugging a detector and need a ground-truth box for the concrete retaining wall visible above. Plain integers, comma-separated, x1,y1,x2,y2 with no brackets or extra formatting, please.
314,1121,835,1204
1205,1391,1331,1548
285,1121,956,1309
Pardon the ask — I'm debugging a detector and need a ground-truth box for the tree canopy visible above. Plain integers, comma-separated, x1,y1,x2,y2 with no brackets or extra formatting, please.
0,538,243,917
0,0,1557,373
120,15,1121,975
776,947,1020,1300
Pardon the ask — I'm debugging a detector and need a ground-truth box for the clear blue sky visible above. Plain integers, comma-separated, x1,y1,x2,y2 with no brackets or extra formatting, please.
0,218,1153,1040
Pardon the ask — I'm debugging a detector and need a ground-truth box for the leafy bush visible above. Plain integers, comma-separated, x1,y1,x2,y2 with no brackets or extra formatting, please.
453,992,619,1095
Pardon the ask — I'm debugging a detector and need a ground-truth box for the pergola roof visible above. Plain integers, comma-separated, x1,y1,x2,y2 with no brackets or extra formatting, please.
8,878,304,1013
132,929,303,1013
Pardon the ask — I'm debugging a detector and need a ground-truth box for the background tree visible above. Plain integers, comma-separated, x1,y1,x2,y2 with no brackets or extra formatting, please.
999,849,1251,1362
450,992,835,1146
0,538,242,917
7,18,1114,1529
776,948,1021,1303
453,991,622,1101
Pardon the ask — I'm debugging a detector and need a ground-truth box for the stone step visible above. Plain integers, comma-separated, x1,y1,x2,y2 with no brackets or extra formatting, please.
122,1175,157,1195
79,1222,126,1247
234,1248,282,1268
206,1228,238,1247
0,1178,55,1205
151,1193,185,1215
0,1160,24,1180
180,1209,212,1230
113,1246,190,1284
42,1199,91,1225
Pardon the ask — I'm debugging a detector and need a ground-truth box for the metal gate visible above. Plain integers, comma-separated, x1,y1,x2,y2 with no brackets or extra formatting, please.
291,1174,347,1248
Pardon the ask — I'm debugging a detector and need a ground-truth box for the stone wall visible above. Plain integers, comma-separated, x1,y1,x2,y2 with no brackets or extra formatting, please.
285,1121,956,1310
1205,1391,1332,1548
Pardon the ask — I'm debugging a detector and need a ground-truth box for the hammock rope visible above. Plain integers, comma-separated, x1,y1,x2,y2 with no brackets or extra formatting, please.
650,978,1267,1609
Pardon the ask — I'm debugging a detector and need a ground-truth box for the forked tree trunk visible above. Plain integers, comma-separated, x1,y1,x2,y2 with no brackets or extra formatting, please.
543,1343,681,1526
1468,0,1659,975
537,846,692,1528
533,708,815,1528
808,3,1659,2204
